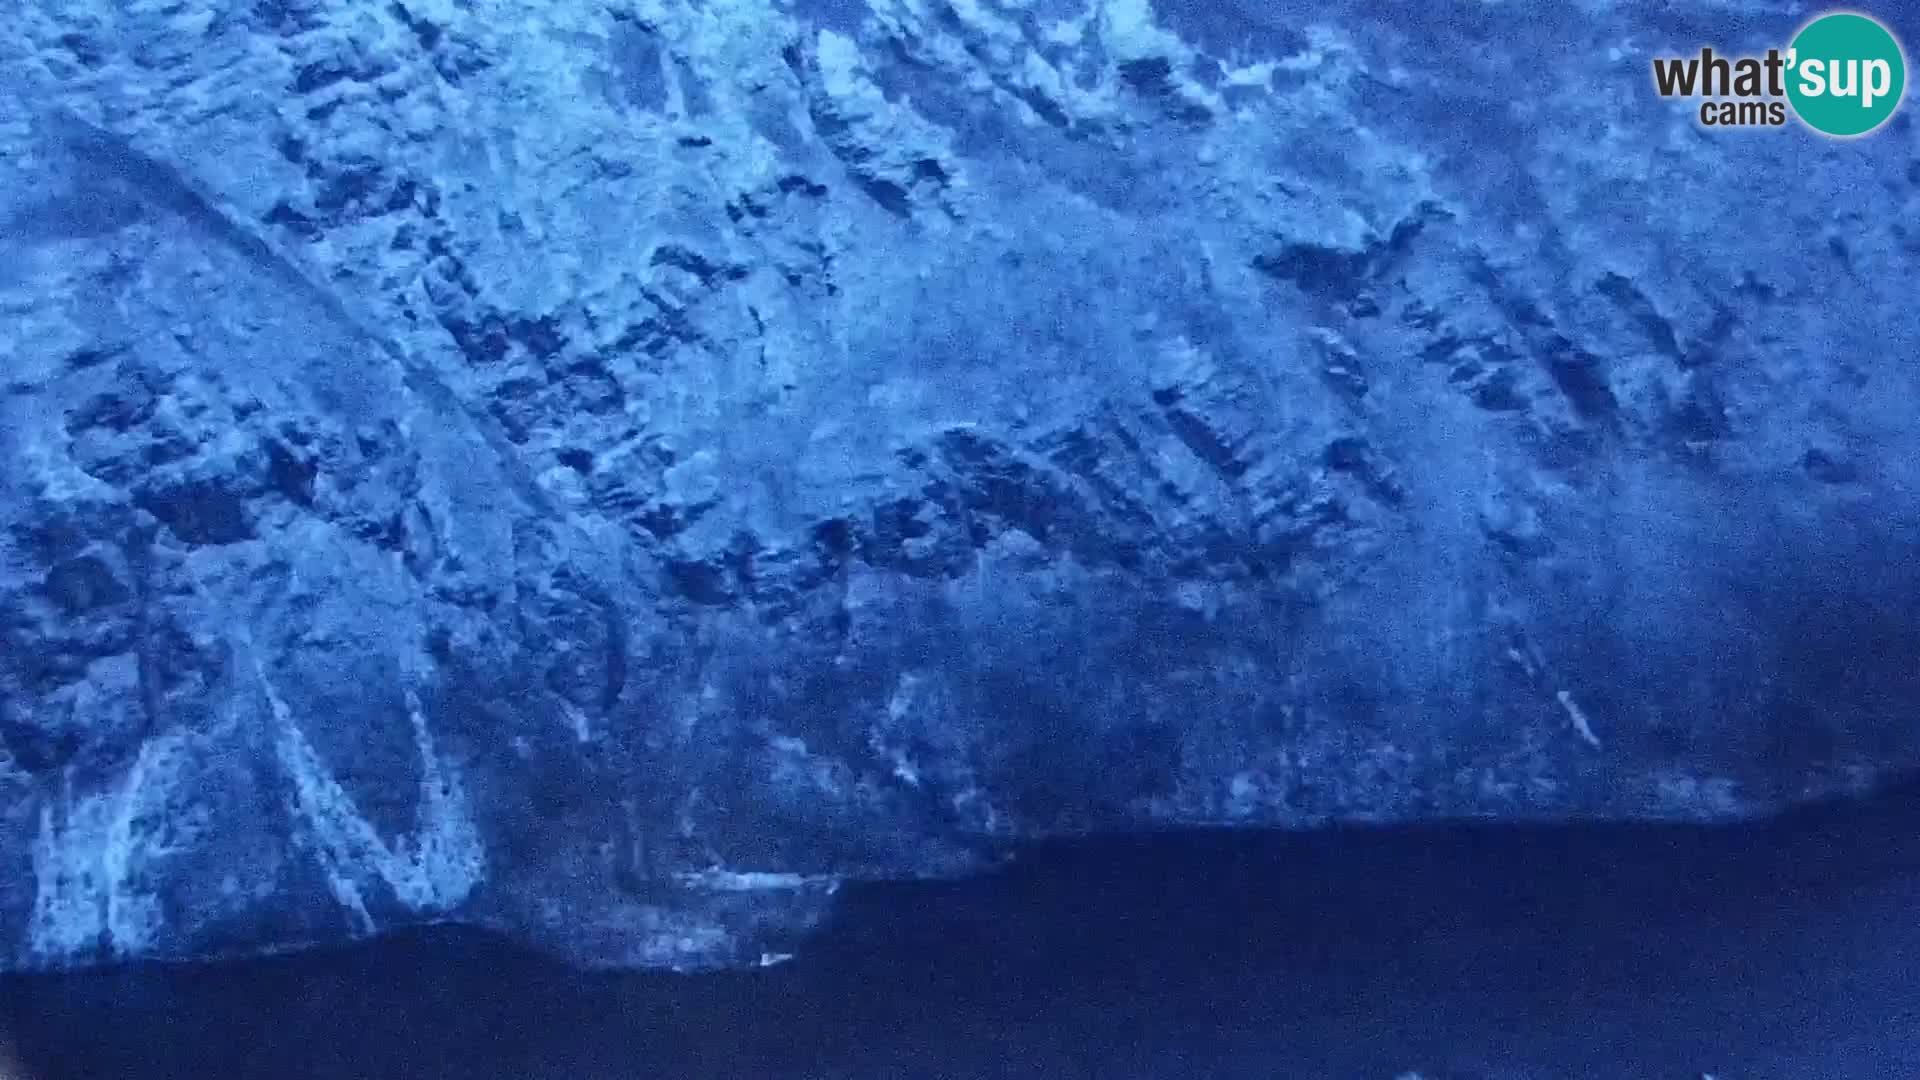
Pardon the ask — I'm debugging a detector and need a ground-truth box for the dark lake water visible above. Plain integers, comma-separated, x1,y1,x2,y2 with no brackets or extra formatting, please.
5,783,1919,1079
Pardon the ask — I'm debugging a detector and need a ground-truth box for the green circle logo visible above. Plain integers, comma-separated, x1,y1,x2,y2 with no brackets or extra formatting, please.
1787,12,1907,136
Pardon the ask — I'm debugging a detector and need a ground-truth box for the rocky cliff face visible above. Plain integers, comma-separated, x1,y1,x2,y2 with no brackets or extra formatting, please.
1,0,1917,972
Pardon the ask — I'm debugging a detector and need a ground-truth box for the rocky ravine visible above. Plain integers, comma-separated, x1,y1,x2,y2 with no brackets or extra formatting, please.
0,0,1916,972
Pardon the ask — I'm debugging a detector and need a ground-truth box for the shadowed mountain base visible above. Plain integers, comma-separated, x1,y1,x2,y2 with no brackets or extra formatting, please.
5,780,1919,1079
